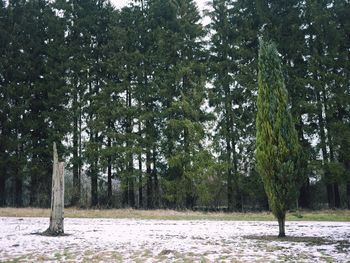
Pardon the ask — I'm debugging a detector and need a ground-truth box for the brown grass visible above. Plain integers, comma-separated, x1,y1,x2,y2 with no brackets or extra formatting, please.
0,207,349,221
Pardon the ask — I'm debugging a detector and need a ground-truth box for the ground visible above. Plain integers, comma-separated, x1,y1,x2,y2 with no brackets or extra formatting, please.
1,214,349,262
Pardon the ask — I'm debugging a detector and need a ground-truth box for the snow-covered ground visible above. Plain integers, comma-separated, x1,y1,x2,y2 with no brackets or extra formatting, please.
0,217,349,262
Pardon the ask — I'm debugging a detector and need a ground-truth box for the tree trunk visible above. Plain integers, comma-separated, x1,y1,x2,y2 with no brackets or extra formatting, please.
0,172,6,207
232,146,242,211
299,177,310,208
297,115,310,209
90,133,98,207
128,168,135,208
72,87,80,206
78,100,82,203
15,177,22,207
277,216,286,237
316,90,334,208
45,142,64,236
334,183,340,208
122,177,129,207
224,85,234,212
153,148,159,208
324,88,341,209
107,137,112,207
138,152,143,208
347,182,350,209
30,171,38,206
146,150,153,209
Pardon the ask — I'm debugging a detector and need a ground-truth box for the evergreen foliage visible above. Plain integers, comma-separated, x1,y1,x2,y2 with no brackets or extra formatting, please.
0,0,348,210
256,39,302,237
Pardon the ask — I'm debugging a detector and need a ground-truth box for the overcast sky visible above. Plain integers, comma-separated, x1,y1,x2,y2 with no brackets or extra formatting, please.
110,0,208,14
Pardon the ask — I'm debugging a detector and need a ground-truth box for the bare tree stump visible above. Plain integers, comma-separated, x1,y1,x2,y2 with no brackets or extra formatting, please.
44,142,65,236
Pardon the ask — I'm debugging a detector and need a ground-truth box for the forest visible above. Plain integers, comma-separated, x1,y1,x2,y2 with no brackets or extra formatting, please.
0,0,349,211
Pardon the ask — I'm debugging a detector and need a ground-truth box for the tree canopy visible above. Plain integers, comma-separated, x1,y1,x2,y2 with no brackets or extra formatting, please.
0,0,349,210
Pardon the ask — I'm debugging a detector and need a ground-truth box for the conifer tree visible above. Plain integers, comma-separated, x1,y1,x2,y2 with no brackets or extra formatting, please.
256,40,301,237
0,0,8,206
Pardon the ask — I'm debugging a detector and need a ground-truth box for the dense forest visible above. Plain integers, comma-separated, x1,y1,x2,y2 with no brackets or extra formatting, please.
0,0,349,210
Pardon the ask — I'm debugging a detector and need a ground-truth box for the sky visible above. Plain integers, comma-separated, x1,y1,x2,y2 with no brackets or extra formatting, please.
110,0,208,14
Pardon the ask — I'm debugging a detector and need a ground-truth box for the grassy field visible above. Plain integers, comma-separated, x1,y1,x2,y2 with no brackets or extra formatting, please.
0,207,349,221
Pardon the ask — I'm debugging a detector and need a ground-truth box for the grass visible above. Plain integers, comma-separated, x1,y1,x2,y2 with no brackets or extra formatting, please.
0,207,349,221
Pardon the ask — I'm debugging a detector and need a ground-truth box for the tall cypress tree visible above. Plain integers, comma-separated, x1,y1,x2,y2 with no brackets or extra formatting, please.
256,40,301,237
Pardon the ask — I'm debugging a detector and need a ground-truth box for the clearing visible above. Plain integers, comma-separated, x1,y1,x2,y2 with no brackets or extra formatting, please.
0,212,349,262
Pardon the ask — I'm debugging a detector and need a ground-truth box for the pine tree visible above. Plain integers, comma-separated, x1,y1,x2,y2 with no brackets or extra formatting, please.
256,40,301,237
207,0,258,211
304,0,346,208
0,0,8,206
151,0,210,209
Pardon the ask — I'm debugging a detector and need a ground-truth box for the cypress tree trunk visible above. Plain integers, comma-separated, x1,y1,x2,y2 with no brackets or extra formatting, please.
278,216,286,238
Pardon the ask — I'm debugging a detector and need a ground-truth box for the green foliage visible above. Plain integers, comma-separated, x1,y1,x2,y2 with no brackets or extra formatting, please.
256,39,302,221
0,0,349,210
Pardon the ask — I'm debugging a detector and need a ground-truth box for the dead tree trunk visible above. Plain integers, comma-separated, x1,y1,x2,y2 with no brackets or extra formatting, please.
45,142,64,236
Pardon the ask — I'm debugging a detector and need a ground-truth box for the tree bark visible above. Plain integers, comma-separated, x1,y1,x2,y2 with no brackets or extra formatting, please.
278,216,286,237
347,182,350,209
297,115,310,209
226,135,234,212
45,142,64,236
0,172,6,207
316,90,334,208
107,136,112,207
153,148,159,208
146,150,153,209
72,87,80,206
334,183,340,208
325,100,341,208
299,177,310,208
90,133,98,207
29,169,38,206
15,177,22,207
138,152,143,208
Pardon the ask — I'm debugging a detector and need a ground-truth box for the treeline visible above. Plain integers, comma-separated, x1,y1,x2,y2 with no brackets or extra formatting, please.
0,0,349,210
